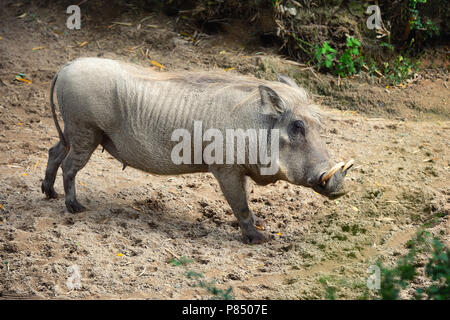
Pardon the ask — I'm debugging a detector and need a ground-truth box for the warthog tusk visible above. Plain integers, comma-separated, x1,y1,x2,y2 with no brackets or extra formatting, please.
342,159,354,173
320,161,345,184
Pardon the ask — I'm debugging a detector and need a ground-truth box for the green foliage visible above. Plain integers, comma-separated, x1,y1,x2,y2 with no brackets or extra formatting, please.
336,37,364,77
198,280,234,300
380,41,395,52
383,55,419,85
408,0,440,40
377,231,420,299
185,270,234,300
312,36,364,77
292,33,314,57
290,9,432,86
313,41,336,70
416,239,450,300
408,0,428,9
186,270,204,279
365,58,379,77
377,231,449,300
169,256,193,266
319,276,337,300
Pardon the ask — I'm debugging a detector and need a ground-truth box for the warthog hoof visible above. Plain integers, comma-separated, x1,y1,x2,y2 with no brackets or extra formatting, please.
242,227,268,244
65,199,86,213
41,181,58,199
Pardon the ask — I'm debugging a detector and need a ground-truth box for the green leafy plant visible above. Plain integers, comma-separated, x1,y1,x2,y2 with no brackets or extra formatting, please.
416,239,450,300
378,251,417,299
313,41,337,70
384,55,419,85
336,37,364,77
365,58,379,77
313,37,364,77
408,0,440,40
377,231,449,300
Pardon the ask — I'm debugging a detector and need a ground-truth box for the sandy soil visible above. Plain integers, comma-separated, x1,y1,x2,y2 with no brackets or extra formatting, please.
0,2,448,299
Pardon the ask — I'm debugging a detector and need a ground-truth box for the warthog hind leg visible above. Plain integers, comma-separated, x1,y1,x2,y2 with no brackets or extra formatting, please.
61,126,102,213
41,141,67,199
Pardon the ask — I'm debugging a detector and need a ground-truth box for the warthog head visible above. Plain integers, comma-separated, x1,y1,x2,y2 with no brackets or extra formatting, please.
259,75,354,199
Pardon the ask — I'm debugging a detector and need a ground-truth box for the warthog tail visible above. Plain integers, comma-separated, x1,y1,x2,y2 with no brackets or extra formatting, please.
49,71,67,147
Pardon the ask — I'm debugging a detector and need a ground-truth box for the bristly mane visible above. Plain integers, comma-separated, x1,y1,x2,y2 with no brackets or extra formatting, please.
121,60,321,122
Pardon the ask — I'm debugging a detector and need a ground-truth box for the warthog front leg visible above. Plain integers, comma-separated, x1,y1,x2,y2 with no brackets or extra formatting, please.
210,166,267,244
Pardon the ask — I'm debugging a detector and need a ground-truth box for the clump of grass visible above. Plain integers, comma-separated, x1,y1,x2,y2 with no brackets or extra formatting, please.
198,280,234,300
169,256,193,266
319,276,337,300
342,224,367,236
186,270,203,279
185,270,234,300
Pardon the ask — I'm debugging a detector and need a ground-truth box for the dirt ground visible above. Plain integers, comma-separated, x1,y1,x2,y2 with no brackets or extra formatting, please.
0,2,448,299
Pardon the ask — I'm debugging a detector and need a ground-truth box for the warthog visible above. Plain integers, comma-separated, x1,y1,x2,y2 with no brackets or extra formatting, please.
42,57,353,244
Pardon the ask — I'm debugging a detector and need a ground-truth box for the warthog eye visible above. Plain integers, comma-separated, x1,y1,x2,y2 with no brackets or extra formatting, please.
291,120,306,136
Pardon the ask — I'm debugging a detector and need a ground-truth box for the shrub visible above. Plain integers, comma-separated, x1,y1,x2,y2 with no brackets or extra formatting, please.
377,231,449,300
312,36,364,78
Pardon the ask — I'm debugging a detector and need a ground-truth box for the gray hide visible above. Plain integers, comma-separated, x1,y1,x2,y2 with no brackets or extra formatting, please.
42,58,352,244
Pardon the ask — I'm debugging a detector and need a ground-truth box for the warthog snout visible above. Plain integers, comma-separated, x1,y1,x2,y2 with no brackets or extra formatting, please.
314,159,354,199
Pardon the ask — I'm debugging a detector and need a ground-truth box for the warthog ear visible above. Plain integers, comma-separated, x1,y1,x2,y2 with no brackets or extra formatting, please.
258,85,286,117
276,74,300,89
